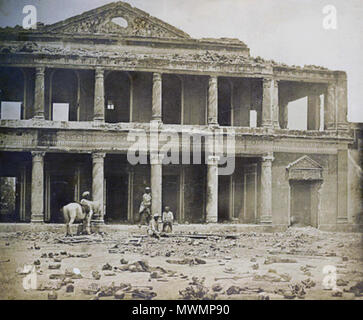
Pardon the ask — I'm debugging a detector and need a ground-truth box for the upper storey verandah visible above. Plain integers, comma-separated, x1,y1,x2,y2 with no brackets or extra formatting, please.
0,1,349,133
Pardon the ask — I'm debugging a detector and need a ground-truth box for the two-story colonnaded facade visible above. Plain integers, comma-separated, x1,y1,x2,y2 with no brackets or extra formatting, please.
0,2,361,231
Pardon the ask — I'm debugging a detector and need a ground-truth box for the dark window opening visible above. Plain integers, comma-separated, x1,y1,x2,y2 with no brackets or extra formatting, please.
0,177,19,222
51,69,78,121
0,67,24,120
162,74,182,124
218,78,232,126
105,71,130,123
182,76,207,125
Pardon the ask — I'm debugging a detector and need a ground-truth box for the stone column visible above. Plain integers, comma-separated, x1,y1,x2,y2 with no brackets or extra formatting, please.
337,149,348,224
208,76,218,125
336,75,348,131
206,155,219,223
262,78,276,128
260,153,274,224
31,151,45,223
127,167,134,223
92,152,105,224
308,94,321,130
150,153,163,216
34,67,45,119
93,68,105,122
324,82,336,130
272,80,280,129
152,73,162,122
279,100,289,129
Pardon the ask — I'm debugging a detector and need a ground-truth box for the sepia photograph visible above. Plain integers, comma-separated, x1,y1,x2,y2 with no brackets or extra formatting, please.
0,0,362,306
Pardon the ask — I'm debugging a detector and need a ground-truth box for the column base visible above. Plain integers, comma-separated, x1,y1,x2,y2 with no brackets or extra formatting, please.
33,115,45,120
31,215,44,223
273,121,280,129
206,217,218,223
93,118,105,123
261,120,273,128
337,122,349,130
260,215,272,224
337,217,348,224
325,123,337,131
337,127,349,134
207,122,219,129
151,119,163,125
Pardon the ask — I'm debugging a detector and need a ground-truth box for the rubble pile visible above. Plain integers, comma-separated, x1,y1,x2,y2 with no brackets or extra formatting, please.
179,277,217,300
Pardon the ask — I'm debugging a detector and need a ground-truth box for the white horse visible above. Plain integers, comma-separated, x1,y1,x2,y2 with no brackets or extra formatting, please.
61,202,93,236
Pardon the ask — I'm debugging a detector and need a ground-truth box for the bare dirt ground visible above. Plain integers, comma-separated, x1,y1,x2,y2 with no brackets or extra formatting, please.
0,226,362,300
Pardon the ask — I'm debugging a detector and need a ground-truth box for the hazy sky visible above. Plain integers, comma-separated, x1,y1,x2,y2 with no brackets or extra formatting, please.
0,0,362,122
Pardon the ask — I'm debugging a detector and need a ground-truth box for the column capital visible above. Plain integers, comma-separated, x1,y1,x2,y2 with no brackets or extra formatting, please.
262,77,273,87
207,155,220,165
327,81,336,90
150,152,164,165
261,152,274,163
153,72,162,82
92,152,106,160
31,151,46,160
209,75,218,84
35,67,45,75
335,71,347,81
95,67,104,77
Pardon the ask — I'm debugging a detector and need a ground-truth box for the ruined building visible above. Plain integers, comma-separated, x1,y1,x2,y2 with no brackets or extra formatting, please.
0,2,361,231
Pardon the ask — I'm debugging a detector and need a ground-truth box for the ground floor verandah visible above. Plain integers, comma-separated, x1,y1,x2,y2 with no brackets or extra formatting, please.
0,151,272,225
0,150,360,231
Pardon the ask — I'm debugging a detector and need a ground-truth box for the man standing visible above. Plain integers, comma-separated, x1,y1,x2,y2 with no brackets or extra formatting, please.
162,206,174,233
80,191,92,216
139,187,152,225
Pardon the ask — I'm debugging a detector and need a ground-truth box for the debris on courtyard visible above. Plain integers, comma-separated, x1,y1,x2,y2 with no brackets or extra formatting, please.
0,226,362,300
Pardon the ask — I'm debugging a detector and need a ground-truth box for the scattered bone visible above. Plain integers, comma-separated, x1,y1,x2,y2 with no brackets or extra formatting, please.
264,256,297,264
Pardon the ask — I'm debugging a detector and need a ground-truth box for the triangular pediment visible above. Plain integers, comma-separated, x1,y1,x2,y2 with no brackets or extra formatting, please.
44,1,190,39
287,155,322,170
